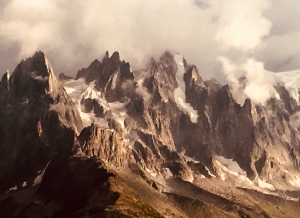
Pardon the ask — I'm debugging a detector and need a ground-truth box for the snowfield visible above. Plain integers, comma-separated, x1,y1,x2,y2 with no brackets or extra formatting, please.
214,155,278,195
63,78,127,129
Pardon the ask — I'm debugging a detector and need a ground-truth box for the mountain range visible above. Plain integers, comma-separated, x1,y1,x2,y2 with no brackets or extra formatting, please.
0,51,300,217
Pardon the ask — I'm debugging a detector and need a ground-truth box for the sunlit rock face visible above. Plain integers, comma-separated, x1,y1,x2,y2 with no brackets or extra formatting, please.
76,123,129,167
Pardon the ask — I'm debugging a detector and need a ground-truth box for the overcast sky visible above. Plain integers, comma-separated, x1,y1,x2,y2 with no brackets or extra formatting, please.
0,0,300,87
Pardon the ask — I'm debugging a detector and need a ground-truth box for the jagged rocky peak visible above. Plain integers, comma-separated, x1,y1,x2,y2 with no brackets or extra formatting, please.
73,51,134,103
58,72,73,81
0,70,10,90
145,51,207,98
147,51,179,82
204,78,222,94
0,51,83,191
76,51,129,82
2,69,10,81
8,51,60,98
17,51,49,75
110,51,121,62
15,51,54,79
75,59,101,80
5,69,9,78
74,50,206,105
103,50,109,60
141,52,182,104
184,65,205,88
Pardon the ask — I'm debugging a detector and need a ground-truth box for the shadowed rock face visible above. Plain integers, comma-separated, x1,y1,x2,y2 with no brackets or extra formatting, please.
0,52,82,192
0,156,164,218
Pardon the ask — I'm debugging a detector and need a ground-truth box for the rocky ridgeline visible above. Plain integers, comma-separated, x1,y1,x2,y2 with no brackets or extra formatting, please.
72,50,300,190
1,51,300,217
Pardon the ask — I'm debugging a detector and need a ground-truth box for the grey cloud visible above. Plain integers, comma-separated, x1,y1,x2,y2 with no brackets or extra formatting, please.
255,0,300,72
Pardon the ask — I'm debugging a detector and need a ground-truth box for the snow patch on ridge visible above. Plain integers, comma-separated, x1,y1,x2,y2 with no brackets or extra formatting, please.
215,156,247,176
289,175,300,187
63,79,108,128
146,168,157,177
163,168,173,178
274,70,300,104
180,149,200,164
173,54,198,123
214,156,277,194
8,186,17,192
214,156,257,188
205,166,216,178
257,178,275,190
64,87,76,93
281,169,300,188
180,149,214,178
33,161,51,186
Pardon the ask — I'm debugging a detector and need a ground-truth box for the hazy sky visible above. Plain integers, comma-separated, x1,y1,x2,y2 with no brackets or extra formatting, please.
0,0,299,90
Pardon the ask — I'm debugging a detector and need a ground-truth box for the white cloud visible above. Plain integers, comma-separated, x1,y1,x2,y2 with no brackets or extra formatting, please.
219,57,276,105
213,0,271,51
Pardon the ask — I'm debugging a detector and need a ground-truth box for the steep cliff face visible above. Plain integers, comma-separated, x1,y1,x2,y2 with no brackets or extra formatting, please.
248,87,300,189
0,52,82,192
76,123,128,167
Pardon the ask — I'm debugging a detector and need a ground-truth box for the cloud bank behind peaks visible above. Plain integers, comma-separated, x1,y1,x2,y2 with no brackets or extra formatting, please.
219,57,276,105
214,0,271,51
214,0,274,104
0,0,299,105
0,0,218,77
